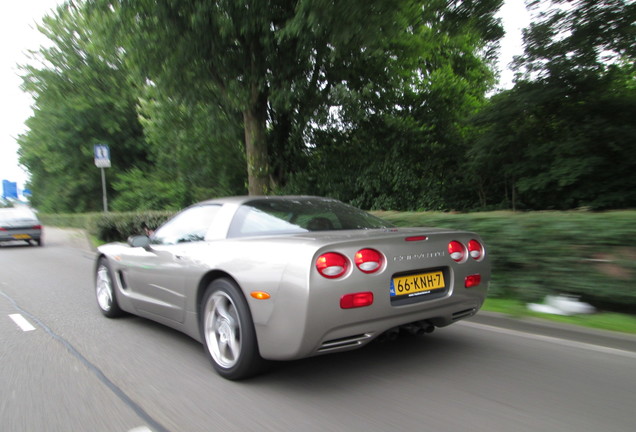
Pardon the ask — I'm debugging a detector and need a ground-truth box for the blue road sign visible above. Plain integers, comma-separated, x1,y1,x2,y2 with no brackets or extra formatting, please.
2,180,18,200
94,144,111,168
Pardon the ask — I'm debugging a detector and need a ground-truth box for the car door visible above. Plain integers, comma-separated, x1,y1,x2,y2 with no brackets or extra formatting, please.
122,204,221,323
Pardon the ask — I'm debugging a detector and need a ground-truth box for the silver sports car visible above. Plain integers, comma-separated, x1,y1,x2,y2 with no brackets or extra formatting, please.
95,196,490,379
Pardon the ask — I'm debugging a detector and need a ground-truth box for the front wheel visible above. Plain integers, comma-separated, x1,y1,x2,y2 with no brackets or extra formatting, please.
95,258,123,318
200,278,265,380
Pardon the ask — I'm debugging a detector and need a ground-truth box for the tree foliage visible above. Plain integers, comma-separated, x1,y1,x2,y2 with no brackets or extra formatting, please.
16,0,636,213
284,0,504,210
518,0,635,81
119,85,246,211
467,0,636,210
18,2,146,212
88,0,425,195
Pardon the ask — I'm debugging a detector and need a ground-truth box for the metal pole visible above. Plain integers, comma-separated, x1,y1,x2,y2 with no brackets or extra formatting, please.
101,167,108,212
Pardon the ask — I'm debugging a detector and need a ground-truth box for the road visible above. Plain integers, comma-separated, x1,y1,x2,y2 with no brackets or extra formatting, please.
1,228,635,432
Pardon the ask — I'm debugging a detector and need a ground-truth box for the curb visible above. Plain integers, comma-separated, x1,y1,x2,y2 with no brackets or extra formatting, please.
469,311,636,353
44,226,95,253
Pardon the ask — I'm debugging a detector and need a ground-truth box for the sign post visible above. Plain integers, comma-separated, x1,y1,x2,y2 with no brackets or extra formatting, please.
94,144,111,212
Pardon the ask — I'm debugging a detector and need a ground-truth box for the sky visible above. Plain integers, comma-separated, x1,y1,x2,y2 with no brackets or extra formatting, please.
1,0,62,192
0,0,531,192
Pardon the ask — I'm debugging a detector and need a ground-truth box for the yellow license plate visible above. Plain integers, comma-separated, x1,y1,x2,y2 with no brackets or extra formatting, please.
12,234,31,239
390,271,445,297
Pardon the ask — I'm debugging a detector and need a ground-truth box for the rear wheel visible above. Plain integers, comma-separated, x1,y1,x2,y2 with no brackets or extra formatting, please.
95,258,123,318
200,278,265,380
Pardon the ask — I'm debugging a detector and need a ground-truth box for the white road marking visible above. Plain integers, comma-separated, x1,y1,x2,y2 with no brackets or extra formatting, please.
128,427,153,432
461,321,636,359
9,313,36,332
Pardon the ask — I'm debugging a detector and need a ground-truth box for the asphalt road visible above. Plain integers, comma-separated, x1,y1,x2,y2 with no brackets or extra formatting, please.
1,228,635,432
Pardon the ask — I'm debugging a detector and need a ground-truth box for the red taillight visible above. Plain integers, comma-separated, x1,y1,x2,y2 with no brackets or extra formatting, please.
0,227,6,232
354,248,383,274
468,239,483,260
405,235,428,242
340,292,374,309
465,274,481,288
33,225,42,230
448,241,465,262
316,252,348,279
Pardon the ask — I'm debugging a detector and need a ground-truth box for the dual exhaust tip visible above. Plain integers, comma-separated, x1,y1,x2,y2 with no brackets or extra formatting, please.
377,320,435,342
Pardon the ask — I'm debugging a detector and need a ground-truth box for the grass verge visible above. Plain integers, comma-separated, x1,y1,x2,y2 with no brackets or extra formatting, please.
482,298,636,335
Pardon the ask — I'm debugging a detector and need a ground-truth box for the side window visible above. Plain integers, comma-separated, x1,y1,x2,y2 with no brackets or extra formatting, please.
152,205,221,245
228,205,306,237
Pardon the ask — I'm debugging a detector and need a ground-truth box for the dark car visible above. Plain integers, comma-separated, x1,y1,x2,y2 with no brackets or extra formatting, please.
0,208,43,246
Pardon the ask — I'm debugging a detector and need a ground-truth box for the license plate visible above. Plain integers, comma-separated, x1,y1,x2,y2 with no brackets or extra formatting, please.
390,271,445,298
12,234,31,240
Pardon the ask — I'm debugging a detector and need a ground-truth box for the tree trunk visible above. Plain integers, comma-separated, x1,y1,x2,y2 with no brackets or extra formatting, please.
511,176,516,212
243,88,270,195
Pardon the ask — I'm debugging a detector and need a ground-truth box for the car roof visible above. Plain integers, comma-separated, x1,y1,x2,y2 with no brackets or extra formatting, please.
0,207,39,221
197,195,336,206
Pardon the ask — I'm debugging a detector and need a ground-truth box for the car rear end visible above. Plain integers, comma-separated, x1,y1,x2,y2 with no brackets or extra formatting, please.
0,209,43,246
260,228,489,360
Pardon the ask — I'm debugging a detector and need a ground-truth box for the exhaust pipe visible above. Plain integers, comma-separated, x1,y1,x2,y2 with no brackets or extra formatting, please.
402,320,435,338
377,328,400,342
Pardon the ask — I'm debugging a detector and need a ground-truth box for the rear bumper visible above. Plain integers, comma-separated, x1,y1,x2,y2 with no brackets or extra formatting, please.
314,299,483,355
0,230,41,243
255,278,488,360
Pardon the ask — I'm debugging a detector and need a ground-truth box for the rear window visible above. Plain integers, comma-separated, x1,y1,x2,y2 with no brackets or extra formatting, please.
228,198,392,238
0,208,39,223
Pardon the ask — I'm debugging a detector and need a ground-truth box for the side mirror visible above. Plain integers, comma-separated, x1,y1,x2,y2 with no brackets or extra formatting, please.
127,235,151,249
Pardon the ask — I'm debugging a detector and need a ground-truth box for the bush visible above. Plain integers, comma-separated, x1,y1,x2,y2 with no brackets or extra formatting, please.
375,210,636,313
42,208,636,313
91,211,174,242
40,211,174,242
39,212,102,231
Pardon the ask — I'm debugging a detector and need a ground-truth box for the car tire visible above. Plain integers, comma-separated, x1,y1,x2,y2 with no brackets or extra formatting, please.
200,278,265,380
95,257,124,318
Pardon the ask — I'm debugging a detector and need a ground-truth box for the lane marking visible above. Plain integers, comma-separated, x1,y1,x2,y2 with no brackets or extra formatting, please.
0,289,171,432
9,313,36,332
460,321,636,359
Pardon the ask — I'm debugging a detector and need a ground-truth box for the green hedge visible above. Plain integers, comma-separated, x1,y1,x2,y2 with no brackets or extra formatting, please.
41,209,636,313
39,211,174,242
375,210,636,313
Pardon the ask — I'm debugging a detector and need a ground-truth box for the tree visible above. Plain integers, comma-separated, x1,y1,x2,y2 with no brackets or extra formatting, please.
468,0,636,210
90,0,426,195
285,0,504,210
18,2,146,212
516,0,636,82
122,85,246,209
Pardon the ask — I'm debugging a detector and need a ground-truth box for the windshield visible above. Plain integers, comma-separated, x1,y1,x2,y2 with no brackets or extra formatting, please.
228,198,392,238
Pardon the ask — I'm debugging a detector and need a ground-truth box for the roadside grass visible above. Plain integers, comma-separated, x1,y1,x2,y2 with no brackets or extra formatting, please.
482,298,636,335
89,234,105,248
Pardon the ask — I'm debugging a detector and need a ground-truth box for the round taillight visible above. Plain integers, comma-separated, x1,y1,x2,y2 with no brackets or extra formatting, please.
448,241,465,262
316,252,349,279
468,239,484,260
354,248,383,274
